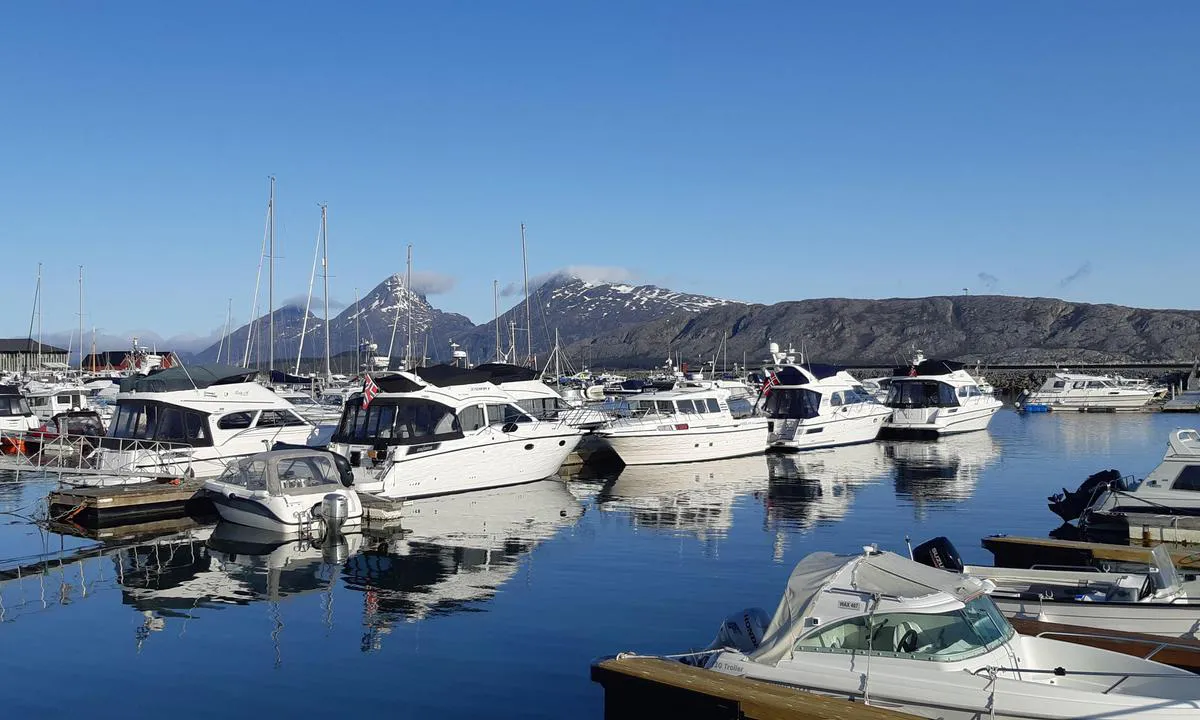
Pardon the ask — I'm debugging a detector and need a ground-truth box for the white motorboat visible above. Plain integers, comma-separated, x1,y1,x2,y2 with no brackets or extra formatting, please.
760,355,891,451
1021,372,1155,411
0,383,38,434
882,356,1001,435
82,365,318,486
327,366,584,500
470,362,610,430
23,381,93,424
913,536,1200,640
696,548,1199,719
1081,428,1200,526
203,448,362,533
595,389,767,465
277,390,344,425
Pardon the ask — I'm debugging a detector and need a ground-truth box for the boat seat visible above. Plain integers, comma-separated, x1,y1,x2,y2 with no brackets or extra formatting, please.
871,619,923,653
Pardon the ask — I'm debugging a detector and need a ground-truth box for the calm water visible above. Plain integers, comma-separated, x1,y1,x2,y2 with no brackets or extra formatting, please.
0,409,1191,718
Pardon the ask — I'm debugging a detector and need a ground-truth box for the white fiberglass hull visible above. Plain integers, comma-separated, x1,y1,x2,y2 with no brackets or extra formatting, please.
348,428,584,500
884,402,999,435
993,596,1200,640
209,499,363,533
599,419,767,465
1025,392,1153,410
768,408,889,451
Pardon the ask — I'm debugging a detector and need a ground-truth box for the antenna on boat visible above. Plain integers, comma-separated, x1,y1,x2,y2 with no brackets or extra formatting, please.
904,535,913,560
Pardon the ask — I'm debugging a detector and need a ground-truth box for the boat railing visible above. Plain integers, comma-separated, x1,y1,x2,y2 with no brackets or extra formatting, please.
0,427,195,482
973,662,1196,693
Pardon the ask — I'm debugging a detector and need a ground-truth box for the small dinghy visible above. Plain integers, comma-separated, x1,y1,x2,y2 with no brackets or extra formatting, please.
203,448,362,534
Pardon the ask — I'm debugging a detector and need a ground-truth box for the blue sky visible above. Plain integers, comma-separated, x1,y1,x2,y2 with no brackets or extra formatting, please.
2,2,1197,351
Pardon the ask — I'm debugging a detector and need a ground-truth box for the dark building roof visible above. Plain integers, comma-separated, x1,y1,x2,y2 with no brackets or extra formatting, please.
0,339,68,354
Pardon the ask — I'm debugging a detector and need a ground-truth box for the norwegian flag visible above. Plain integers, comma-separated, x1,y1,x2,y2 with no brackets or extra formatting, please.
908,366,918,377
361,374,380,409
761,371,779,396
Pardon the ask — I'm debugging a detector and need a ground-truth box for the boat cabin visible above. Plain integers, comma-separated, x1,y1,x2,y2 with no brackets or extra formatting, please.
0,384,36,431
26,388,89,422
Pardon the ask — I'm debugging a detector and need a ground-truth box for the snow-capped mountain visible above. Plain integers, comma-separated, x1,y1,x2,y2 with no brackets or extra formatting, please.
456,273,743,364
195,274,474,366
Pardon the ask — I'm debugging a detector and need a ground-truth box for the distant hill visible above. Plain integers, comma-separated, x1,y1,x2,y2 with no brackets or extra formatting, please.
558,295,1200,369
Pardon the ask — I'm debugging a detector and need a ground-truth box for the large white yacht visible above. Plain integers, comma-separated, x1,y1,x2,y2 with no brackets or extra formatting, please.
1081,428,1200,526
1021,371,1155,411
759,345,891,451
467,362,609,430
82,365,318,486
326,366,584,500
0,384,38,434
594,389,767,465
882,357,1001,435
694,548,1199,719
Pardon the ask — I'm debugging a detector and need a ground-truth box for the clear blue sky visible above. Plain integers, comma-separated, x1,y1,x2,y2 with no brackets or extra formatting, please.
2,2,1197,351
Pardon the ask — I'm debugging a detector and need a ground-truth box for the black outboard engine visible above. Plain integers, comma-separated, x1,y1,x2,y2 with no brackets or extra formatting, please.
912,536,964,573
1047,468,1121,522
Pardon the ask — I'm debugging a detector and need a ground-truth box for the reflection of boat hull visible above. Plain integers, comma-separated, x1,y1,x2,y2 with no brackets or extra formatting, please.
599,420,767,465
768,408,889,451
884,404,998,436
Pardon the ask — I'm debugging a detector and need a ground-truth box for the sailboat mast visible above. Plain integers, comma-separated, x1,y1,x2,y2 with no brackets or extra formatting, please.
77,265,84,370
354,287,361,371
405,244,413,370
296,205,322,375
493,280,500,362
26,262,41,373
36,262,43,369
91,327,96,373
520,223,531,364
267,175,276,373
217,298,232,364
554,328,560,381
322,203,331,380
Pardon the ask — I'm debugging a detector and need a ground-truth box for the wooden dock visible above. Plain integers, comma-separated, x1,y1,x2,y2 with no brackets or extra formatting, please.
1009,618,1200,673
47,480,208,528
591,656,916,720
1125,514,1200,544
982,535,1200,571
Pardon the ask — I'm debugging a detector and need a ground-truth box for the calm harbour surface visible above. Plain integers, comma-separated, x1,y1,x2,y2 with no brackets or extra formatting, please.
0,409,1189,718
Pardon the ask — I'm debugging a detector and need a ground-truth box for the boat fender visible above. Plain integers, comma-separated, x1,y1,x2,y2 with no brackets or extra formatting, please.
911,536,964,573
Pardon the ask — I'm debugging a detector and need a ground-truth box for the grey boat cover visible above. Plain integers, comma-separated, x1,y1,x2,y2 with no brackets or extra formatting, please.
748,550,987,665
215,449,342,497
120,365,257,393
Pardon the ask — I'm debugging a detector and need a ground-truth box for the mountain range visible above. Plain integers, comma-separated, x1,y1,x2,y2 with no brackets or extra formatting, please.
193,272,1200,371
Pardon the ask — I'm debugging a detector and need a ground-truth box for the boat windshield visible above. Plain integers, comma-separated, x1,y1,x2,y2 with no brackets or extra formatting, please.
764,388,822,419
885,380,959,409
792,596,1012,663
104,400,212,447
0,397,32,417
332,398,463,446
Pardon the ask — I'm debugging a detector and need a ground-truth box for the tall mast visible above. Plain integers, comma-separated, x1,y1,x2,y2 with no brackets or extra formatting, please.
520,223,531,364
26,262,41,373
91,327,96,373
404,244,413,370
36,262,43,369
267,175,276,373
554,328,560,381
322,203,331,380
295,204,322,375
217,298,232,364
77,265,84,370
354,287,361,371
243,195,272,368
493,280,500,362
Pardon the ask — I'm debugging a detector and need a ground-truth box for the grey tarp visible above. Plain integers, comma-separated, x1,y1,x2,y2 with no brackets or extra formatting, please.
749,550,986,665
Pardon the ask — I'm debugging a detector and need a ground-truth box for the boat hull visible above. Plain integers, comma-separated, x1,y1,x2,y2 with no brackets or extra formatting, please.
883,403,999,436
1025,392,1154,410
993,596,1200,640
599,420,767,465
768,408,889,451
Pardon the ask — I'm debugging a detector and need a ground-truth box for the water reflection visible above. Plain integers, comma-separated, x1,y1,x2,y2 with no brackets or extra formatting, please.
887,432,1001,510
764,442,891,533
595,455,769,538
344,479,582,650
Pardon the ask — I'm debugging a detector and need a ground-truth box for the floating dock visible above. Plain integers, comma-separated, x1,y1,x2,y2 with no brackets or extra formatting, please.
1124,514,1200,544
47,480,209,527
591,656,916,720
982,535,1200,571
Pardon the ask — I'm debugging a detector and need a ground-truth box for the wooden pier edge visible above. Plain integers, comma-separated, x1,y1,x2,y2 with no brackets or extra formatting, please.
591,656,917,720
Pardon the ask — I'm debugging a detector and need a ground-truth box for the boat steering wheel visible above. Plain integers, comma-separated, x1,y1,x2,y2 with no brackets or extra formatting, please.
897,628,920,654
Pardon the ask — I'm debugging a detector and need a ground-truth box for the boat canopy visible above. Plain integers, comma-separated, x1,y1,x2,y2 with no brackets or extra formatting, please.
269,369,316,385
373,374,425,394
472,363,539,384
749,550,987,665
119,365,257,393
214,449,344,497
891,359,965,378
413,363,538,388
0,384,20,397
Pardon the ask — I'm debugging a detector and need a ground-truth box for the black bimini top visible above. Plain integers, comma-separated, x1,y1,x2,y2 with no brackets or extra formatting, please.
119,365,258,393
269,369,316,385
774,364,844,386
891,359,966,378
414,363,538,388
0,384,21,397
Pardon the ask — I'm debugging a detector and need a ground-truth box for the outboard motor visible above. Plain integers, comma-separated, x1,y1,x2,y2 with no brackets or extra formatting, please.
1047,468,1122,522
912,536,964,573
710,607,770,655
318,493,350,534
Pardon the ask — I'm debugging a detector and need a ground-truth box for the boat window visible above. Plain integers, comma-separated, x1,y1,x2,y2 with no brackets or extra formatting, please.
829,392,843,407
848,387,871,403
57,394,73,404
276,455,339,494
1052,381,1065,389
487,403,532,426
0,397,31,416
459,405,486,431
256,409,307,428
885,381,959,408
957,387,969,398
676,399,696,414
333,398,464,445
793,597,1012,662
218,412,254,430
693,399,709,414
655,400,674,415
1086,381,1103,389
106,401,212,447
706,399,721,413
764,388,822,420
968,386,982,396
1172,466,1200,492
214,457,268,491
517,398,562,420
1072,381,1087,389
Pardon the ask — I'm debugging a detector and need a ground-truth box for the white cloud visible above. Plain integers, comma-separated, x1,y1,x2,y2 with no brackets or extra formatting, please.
409,270,456,296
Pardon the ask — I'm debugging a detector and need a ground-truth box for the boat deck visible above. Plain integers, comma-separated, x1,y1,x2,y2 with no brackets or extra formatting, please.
982,535,1200,571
